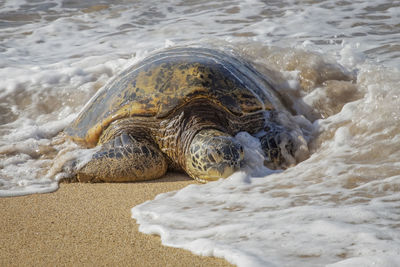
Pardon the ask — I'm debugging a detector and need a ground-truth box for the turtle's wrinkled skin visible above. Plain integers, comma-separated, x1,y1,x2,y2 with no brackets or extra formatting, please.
65,47,300,183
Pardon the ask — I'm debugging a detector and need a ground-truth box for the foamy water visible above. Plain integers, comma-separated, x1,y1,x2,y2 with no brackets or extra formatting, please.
1,0,400,266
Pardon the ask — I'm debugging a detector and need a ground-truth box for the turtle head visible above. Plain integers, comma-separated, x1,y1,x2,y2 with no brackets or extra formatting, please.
185,129,244,182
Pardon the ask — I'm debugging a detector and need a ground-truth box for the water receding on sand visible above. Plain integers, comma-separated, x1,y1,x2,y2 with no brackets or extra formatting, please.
1,0,400,266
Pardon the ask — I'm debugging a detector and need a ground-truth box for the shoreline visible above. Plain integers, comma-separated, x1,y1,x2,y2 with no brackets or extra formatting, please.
0,173,232,266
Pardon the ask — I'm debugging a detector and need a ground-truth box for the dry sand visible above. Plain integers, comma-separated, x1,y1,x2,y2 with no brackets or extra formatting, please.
0,173,233,267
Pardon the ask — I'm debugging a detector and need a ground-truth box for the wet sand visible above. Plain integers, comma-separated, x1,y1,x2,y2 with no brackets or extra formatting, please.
0,173,232,266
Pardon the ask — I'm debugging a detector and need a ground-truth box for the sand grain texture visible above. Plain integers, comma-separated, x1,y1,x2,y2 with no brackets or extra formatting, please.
0,174,232,267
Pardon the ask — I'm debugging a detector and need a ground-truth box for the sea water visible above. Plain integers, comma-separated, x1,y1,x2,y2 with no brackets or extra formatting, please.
1,0,400,266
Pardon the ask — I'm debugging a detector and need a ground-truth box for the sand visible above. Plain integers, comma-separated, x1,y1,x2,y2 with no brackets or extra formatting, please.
0,173,232,267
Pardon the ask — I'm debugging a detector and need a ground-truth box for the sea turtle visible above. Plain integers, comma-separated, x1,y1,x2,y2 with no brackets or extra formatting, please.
65,47,303,183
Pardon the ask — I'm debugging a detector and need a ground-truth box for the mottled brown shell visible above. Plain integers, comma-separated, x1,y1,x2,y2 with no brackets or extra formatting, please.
65,47,276,146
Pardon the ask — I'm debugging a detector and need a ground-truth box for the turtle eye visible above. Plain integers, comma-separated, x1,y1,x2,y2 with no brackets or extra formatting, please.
208,153,216,163
206,149,222,162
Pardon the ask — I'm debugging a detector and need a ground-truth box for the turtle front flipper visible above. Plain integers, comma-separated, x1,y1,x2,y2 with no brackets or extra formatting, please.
258,124,296,170
185,129,244,182
77,133,167,182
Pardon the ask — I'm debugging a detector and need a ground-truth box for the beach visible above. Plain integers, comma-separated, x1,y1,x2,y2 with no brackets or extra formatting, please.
0,173,232,267
1,0,400,265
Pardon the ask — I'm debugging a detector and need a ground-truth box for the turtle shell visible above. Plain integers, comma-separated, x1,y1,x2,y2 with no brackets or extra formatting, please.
65,47,278,146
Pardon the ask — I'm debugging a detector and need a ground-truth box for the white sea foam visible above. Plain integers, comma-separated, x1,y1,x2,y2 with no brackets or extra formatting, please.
132,60,400,266
1,0,400,265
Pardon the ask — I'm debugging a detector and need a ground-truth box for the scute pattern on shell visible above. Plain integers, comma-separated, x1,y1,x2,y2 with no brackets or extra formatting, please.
65,47,275,146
